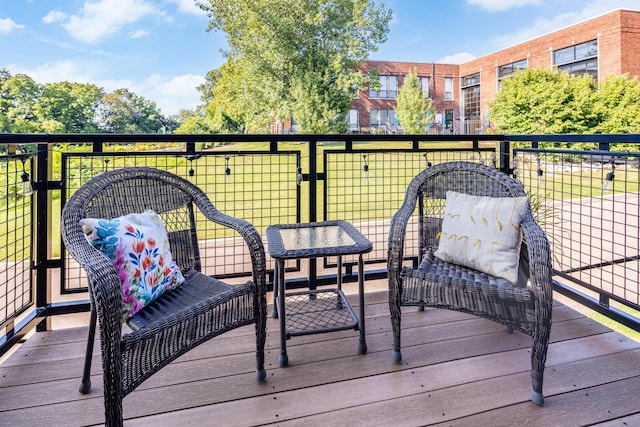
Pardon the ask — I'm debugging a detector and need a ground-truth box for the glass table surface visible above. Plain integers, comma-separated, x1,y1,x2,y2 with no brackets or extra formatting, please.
266,220,372,259
279,225,356,250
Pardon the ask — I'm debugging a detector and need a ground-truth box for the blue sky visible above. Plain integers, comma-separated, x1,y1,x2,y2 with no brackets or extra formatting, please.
2,0,640,116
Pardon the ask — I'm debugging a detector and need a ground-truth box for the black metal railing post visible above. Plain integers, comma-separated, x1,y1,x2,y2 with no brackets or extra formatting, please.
499,139,511,175
35,142,50,331
308,138,318,287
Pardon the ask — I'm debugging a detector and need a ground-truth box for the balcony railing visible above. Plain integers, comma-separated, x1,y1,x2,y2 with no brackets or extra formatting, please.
1,133,638,356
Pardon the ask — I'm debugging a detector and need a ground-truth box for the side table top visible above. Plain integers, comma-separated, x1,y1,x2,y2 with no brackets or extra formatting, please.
266,220,373,259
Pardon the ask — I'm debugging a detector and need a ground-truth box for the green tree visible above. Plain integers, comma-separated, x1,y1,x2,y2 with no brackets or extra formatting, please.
174,109,217,134
0,72,41,133
489,68,598,134
289,57,354,133
97,88,166,133
34,81,103,133
199,0,391,133
0,69,11,131
205,58,271,133
395,69,434,134
594,74,640,134
197,68,223,106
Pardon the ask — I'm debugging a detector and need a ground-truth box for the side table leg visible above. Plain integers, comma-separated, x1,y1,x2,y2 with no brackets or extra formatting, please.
357,254,367,354
272,260,279,318
277,259,289,367
336,255,343,309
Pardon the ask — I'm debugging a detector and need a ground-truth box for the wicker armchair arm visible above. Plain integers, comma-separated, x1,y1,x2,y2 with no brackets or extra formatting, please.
520,217,553,303
387,184,421,296
195,203,267,296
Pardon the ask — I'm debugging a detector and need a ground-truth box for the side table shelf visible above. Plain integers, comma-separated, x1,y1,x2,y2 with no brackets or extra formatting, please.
278,289,359,338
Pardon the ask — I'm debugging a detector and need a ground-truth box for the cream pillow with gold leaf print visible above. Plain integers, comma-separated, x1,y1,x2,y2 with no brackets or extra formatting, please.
434,190,528,285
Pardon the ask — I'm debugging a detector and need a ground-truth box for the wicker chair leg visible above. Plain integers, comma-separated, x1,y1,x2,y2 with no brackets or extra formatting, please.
256,359,266,381
530,331,549,406
255,315,267,381
79,307,97,394
389,291,403,363
531,390,544,406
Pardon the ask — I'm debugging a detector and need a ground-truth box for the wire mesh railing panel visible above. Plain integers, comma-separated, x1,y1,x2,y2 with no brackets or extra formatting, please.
514,149,640,310
0,155,33,326
324,149,497,267
62,150,299,292
186,152,298,278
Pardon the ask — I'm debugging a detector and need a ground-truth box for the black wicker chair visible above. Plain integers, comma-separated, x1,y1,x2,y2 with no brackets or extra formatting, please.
387,161,553,405
62,167,267,426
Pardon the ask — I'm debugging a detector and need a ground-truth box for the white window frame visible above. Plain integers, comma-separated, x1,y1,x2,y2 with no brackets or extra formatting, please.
444,77,454,100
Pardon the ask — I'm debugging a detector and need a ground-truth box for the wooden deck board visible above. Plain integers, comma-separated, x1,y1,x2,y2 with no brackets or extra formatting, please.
1,290,639,426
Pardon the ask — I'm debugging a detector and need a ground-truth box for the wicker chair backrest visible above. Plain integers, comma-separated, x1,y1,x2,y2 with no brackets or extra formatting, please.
70,167,202,272
412,162,529,262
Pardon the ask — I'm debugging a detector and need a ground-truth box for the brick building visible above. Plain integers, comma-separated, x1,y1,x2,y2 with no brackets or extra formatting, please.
349,8,640,134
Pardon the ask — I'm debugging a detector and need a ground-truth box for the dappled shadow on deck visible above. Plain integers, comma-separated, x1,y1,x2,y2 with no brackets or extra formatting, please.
1,290,639,426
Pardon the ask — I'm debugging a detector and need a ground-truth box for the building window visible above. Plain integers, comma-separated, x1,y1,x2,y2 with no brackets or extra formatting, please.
554,40,598,79
461,73,480,122
444,109,454,130
290,117,299,133
497,59,527,88
348,109,359,132
461,73,480,87
402,75,430,98
444,77,454,100
463,86,480,120
370,75,398,98
419,76,430,98
370,109,396,129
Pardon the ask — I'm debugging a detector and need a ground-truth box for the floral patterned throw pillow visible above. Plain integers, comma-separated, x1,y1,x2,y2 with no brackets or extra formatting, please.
80,210,185,323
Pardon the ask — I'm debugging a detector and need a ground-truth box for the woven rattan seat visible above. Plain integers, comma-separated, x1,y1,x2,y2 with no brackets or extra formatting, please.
62,167,267,426
387,161,552,405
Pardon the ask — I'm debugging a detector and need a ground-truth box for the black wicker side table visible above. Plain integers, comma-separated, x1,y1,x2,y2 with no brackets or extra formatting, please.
266,221,373,367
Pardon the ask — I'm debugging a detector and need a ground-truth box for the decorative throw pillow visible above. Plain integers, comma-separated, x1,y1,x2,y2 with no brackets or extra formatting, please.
80,210,185,323
434,191,528,285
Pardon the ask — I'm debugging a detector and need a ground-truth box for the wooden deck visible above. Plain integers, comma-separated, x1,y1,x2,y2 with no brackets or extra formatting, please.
1,288,640,427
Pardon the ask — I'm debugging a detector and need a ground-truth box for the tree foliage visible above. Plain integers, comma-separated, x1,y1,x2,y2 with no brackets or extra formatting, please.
395,69,434,134
198,0,392,133
35,81,103,133
593,74,640,134
489,68,598,134
0,72,41,133
96,88,165,134
0,68,171,134
204,58,271,133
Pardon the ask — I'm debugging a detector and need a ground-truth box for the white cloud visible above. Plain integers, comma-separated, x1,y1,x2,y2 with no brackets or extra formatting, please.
8,60,203,115
467,0,543,12
64,0,163,44
102,73,204,115
437,52,476,64
43,10,67,24
129,29,150,39
142,73,206,115
8,60,100,85
0,18,25,34
169,0,207,15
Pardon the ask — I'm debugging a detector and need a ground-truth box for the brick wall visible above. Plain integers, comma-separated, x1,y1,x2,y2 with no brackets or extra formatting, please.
352,61,459,131
458,9,640,127
285,9,640,133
